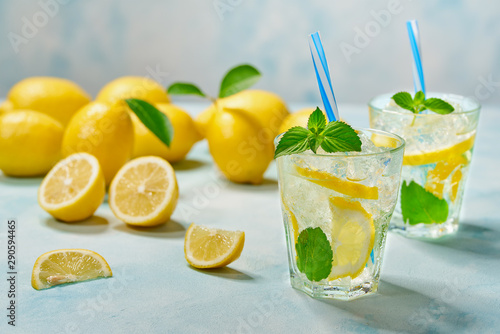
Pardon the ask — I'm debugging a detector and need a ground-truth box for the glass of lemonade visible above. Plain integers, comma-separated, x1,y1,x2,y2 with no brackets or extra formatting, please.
369,93,480,238
276,129,405,300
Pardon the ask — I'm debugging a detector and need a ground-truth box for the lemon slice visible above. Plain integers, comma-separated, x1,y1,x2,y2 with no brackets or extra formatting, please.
280,192,299,243
184,223,245,268
295,165,379,200
328,197,375,280
403,135,475,166
38,153,105,222
425,155,468,199
31,249,112,290
109,156,179,226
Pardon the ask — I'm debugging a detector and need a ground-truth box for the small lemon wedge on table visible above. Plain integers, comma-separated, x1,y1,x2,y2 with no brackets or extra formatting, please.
184,223,245,269
328,197,375,280
109,156,179,227
31,249,112,290
38,153,105,222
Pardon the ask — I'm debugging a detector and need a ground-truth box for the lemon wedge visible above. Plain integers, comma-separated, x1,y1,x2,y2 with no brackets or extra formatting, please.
31,249,112,290
328,197,375,280
38,153,105,222
295,165,379,200
403,135,475,166
109,156,179,226
184,223,245,268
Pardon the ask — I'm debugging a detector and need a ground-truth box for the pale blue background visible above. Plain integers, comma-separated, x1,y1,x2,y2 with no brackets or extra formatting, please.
1,0,499,104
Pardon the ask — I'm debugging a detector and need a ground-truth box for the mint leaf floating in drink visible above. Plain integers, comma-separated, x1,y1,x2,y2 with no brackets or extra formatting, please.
275,126,310,158
391,91,454,115
125,98,174,147
296,227,333,282
321,121,362,153
400,180,449,225
392,92,415,112
274,107,361,158
423,98,455,115
167,83,206,97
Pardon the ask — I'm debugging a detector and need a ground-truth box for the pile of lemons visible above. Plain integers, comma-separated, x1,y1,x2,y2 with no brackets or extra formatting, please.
0,76,322,287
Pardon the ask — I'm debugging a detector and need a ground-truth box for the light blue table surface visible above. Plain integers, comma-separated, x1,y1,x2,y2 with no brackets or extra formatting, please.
0,103,499,334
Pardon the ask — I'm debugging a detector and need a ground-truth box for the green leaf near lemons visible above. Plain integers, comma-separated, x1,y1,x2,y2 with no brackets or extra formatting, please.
125,98,174,147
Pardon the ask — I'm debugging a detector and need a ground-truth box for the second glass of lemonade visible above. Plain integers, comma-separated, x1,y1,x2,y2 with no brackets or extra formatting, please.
369,93,480,238
276,129,405,300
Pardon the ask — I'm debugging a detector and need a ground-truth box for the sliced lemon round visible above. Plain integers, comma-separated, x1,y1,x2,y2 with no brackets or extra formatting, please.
403,135,475,166
184,223,245,268
31,249,112,290
109,156,178,226
38,153,105,222
328,197,375,280
295,165,379,200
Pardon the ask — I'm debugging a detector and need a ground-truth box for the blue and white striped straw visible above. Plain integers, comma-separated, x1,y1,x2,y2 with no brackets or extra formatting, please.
308,31,339,122
407,20,426,95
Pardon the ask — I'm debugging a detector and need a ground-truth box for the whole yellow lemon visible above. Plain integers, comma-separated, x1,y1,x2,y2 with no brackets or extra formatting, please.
0,100,14,115
195,90,289,139
0,110,63,176
96,76,169,104
278,107,323,134
7,77,91,125
206,109,274,184
132,103,201,163
61,101,134,185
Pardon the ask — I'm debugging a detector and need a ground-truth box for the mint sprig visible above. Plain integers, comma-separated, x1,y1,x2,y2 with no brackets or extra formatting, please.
274,108,361,159
400,180,449,225
166,64,261,102
392,91,454,115
296,227,333,282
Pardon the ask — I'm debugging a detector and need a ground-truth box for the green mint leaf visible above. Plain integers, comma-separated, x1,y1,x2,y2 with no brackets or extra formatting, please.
167,82,206,97
296,227,333,282
307,132,323,154
307,107,326,134
274,126,310,159
125,98,174,147
423,98,455,115
400,180,449,225
392,92,415,113
320,121,362,153
414,91,425,105
219,64,261,98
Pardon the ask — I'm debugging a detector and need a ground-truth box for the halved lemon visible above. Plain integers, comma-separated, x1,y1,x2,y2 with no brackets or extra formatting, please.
184,223,245,268
403,135,475,166
38,153,105,222
328,197,375,280
31,249,112,290
109,156,179,226
295,165,379,200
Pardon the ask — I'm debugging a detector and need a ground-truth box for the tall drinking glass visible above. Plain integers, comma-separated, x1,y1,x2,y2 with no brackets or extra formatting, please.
369,93,480,238
276,129,405,300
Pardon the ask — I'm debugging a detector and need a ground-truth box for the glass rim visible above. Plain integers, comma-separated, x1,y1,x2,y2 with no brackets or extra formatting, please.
368,92,481,117
274,127,405,158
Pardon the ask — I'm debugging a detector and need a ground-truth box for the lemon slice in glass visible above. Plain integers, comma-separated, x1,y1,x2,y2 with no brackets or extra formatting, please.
295,165,379,200
328,197,375,280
